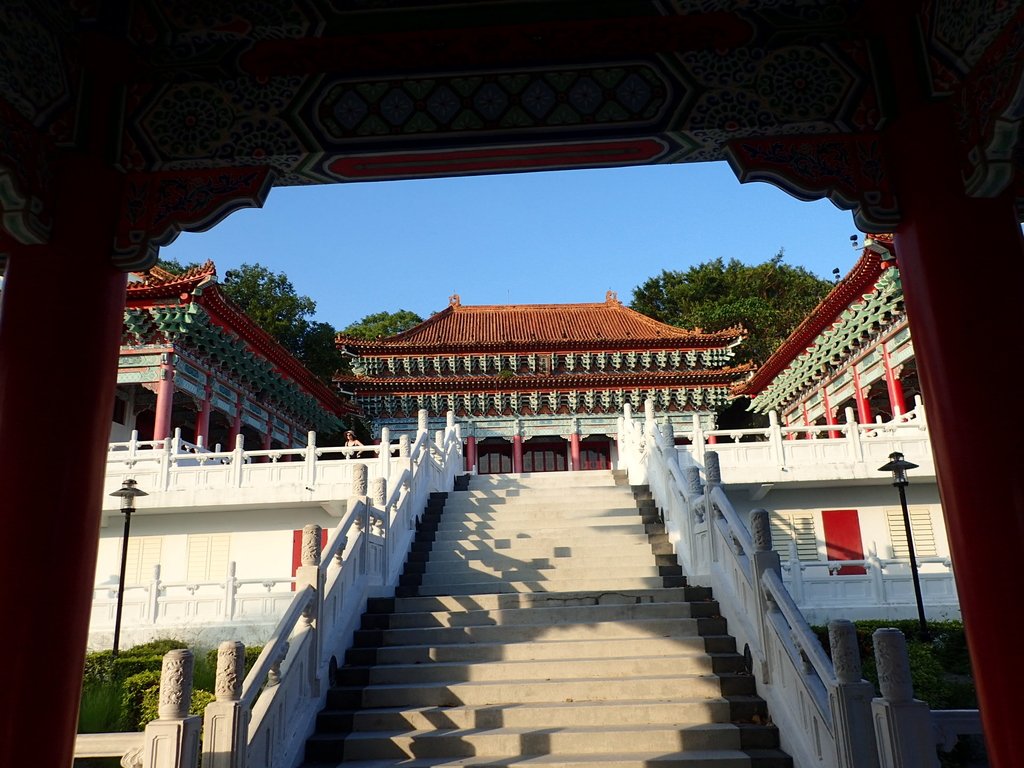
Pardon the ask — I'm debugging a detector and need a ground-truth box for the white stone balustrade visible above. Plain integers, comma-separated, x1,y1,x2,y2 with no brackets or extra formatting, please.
103,428,406,516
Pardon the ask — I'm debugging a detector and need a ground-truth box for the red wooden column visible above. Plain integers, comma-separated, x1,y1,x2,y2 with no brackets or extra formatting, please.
822,387,840,440
195,382,212,446
465,435,477,472
893,197,1023,767
851,366,873,424
570,432,581,471
512,435,523,474
152,352,176,443
880,18,1024,759
0,161,128,768
880,345,907,416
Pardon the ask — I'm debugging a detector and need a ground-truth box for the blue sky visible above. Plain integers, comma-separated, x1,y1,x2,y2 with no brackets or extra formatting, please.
162,161,864,331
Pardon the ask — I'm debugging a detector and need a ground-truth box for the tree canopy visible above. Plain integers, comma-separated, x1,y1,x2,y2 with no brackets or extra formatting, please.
630,252,833,367
156,258,345,384
341,310,424,340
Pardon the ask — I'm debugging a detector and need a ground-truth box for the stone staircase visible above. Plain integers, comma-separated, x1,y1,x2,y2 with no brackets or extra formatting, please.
300,470,792,768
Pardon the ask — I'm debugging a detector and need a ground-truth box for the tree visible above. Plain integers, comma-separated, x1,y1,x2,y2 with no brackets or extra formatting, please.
630,252,832,367
221,263,317,355
341,310,423,340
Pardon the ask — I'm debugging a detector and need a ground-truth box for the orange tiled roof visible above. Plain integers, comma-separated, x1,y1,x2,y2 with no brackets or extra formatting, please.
338,292,746,353
335,366,756,394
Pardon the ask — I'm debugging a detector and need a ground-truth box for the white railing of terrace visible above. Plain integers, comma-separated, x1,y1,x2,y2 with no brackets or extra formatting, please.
89,562,296,632
618,401,979,768
674,398,934,484
77,410,464,768
103,424,420,510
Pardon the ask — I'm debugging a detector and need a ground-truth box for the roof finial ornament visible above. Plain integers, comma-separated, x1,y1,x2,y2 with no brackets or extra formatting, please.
606,290,619,305
449,293,461,307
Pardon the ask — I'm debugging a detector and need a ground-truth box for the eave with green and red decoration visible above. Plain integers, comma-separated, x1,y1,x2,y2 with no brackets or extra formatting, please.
732,234,916,427
120,261,354,442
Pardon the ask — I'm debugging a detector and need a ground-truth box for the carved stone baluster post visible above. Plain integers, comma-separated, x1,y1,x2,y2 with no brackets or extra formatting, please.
350,464,369,574
149,564,162,624
378,426,390,482
370,477,388,583
201,641,249,768
296,525,323,694
787,541,804,606
749,508,780,683
304,430,317,488
871,628,938,767
828,619,880,768
417,408,429,437
704,452,721,562
142,649,201,768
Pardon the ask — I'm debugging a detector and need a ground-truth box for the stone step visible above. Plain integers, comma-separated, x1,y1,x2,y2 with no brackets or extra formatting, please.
435,505,642,520
366,587,706,614
327,670,753,709
404,575,684,596
308,751,785,768
413,540,656,563
336,723,765,760
467,473,619,489
446,491,637,504
353,615,726,648
425,523,650,541
340,652,742,687
322,696,758,732
361,599,708,630
412,554,674,576
346,634,736,667
408,564,677,586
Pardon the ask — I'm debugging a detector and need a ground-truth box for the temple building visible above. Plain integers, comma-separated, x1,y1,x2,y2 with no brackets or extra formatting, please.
727,235,946,607
732,234,919,430
115,262,352,450
336,291,753,473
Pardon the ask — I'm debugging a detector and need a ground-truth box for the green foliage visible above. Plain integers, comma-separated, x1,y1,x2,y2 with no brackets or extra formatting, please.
630,252,833,367
77,682,123,734
221,263,317,354
341,309,424,340
121,670,161,731
79,639,264,734
810,620,977,709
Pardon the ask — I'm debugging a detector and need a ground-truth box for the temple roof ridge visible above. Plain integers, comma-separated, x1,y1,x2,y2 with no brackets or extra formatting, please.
338,293,748,352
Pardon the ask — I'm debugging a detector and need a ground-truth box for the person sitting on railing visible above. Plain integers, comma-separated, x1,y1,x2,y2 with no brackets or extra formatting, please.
344,430,365,458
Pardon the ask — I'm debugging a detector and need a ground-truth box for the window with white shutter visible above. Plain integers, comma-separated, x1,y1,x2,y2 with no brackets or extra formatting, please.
885,506,937,559
186,533,231,581
124,536,163,585
770,511,819,561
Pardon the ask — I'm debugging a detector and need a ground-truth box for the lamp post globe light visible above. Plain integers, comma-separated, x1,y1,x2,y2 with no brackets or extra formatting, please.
878,451,929,641
108,478,148,657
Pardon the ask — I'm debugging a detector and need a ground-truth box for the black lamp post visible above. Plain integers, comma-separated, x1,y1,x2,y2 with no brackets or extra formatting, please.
108,478,148,657
878,451,929,641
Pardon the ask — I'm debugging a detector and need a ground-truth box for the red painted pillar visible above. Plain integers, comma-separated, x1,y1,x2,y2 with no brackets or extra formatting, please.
229,394,243,446
465,435,477,472
570,433,581,471
822,387,840,440
878,14,1024,761
851,366,873,424
152,352,176,443
263,412,273,450
195,382,212,447
894,199,1023,767
512,435,523,474
0,162,127,768
881,345,907,416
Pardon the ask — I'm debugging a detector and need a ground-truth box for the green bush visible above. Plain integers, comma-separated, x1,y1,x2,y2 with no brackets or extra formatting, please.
810,619,977,710
120,670,161,731
79,639,265,734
